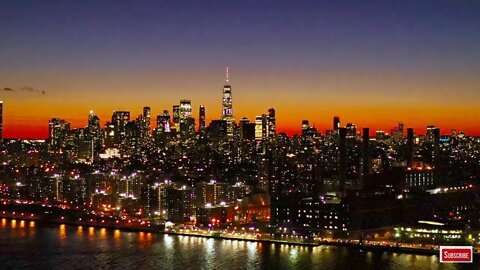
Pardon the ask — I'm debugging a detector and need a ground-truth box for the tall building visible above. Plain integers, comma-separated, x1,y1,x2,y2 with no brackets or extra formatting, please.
255,115,267,141
179,100,194,134
406,128,414,165
239,117,255,141
86,110,102,150
267,108,276,139
207,120,227,139
49,118,70,149
0,101,3,143
302,120,309,134
398,122,404,136
172,105,180,132
361,128,370,189
199,105,206,132
433,127,440,165
345,123,356,139
111,111,130,145
426,125,437,143
338,127,347,196
156,110,171,133
221,69,235,138
333,116,340,131
179,100,192,120
142,106,151,136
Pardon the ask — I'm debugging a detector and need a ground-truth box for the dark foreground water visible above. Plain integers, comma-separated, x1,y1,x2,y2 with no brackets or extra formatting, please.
0,218,475,270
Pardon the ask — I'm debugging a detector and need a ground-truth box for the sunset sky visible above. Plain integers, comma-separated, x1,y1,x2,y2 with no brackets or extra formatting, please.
1,0,479,138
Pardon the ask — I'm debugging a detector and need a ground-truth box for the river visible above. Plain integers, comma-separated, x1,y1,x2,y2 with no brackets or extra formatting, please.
0,218,473,270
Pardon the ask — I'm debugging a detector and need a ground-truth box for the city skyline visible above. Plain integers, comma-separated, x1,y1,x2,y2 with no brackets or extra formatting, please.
2,2,480,268
1,0,480,138
1,87,477,140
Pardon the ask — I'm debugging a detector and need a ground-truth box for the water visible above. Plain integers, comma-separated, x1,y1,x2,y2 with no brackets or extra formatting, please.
0,218,474,270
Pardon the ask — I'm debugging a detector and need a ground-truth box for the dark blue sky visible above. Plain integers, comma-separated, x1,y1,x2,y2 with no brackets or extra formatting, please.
1,0,480,137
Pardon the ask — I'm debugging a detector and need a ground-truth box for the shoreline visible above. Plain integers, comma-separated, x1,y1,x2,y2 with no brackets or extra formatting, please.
0,213,475,256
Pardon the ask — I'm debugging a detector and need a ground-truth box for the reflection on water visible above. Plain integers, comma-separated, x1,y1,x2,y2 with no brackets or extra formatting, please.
114,229,120,240
100,228,107,239
59,224,66,240
164,234,173,249
88,226,94,238
0,220,467,270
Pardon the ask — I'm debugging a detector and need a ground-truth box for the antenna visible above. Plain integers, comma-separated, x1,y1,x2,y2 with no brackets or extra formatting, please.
226,67,229,83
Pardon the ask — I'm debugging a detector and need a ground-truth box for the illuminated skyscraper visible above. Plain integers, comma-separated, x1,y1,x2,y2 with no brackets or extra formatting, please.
179,100,192,120
199,105,206,132
156,110,171,133
361,128,370,189
345,123,356,139
333,116,340,131
110,111,130,145
338,127,347,196
49,118,70,149
172,105,180,132
222,68,235,138
143,106,151,132
255,115,267,141
433,127,440,164
86,110,102,143
426,125,437,143
267,108,276,139
179,100,194,135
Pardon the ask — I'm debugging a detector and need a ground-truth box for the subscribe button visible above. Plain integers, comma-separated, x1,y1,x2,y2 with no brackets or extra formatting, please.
440,246,473,263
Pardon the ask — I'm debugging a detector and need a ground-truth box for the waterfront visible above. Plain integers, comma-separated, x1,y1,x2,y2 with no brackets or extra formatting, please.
0,218,473,270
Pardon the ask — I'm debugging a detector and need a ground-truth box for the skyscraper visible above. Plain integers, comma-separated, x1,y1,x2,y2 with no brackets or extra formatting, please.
199,105,206,132
333,116,340,131
143,106,151,130
179,100,194,135
433,127,440,164
87,110,101,141
111,111,130,145
426,125,437,143
156,110,171,133
301,120,309,134
267,108,276,139
406,128,414,165
49,118,70,149
179,100,192,120
398,122,404,136
361,128,370,189
338,127,347,196
221,68,235,138
140,106,151,140
239,117,255,141
172,105,180,132
255,115,267,141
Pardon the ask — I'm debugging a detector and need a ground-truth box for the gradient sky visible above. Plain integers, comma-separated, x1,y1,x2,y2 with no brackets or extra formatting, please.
1,0,479,138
